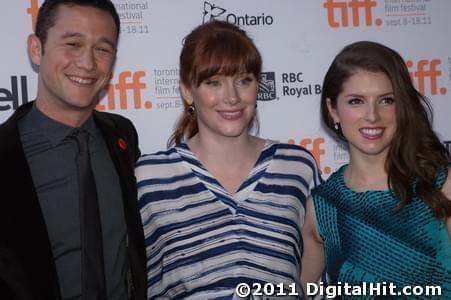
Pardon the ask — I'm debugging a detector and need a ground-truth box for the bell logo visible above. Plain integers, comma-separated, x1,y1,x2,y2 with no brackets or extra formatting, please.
406,59,447,96
97,71,152,111
0,76,30,111
27,0,40,31
323,0,382,28
288,137,332,175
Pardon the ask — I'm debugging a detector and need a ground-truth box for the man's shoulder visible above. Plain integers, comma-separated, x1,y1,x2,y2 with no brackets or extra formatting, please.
93,110,138,139
94,110,135,128
0,116,19,155
0,102,33,131
94,110,140,159
0,103,33,147
0,114,17,133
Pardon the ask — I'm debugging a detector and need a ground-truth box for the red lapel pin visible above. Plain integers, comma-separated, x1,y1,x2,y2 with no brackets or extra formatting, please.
117,138,127,150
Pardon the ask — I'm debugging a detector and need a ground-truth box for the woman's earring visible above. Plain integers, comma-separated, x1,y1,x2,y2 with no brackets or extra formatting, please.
334,122,340,131
187,105,195,114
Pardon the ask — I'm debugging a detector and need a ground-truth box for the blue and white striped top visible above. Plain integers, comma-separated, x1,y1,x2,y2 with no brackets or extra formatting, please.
136,141,322,299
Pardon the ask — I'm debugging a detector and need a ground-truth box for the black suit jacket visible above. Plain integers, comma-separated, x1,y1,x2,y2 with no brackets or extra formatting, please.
0,102,146,300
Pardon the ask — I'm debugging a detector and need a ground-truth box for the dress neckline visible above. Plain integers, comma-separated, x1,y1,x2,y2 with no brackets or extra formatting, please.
174,140,277,213
337,164,391,194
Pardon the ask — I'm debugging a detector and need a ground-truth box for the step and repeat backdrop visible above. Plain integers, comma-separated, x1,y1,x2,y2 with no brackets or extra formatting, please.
1,0,450,177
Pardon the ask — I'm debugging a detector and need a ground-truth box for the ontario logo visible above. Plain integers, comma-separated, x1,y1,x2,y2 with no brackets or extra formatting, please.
257,72,277,101
202,1,274,26
203,2,226,22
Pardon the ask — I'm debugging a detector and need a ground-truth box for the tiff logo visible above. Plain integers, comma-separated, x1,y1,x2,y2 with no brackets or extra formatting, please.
97,71,152,111
289,137,331,175
323,0,382,28
406,59,447,96
27,0,40,31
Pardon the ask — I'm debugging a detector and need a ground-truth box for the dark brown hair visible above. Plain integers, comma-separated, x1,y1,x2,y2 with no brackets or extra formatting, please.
168,20,262,146
321,41,450,218
35,0,120,53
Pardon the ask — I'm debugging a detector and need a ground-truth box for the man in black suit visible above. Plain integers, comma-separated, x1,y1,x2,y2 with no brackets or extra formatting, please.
0,0,146,299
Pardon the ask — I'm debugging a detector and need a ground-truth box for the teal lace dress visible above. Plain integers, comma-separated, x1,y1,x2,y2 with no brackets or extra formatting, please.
312,165,451,299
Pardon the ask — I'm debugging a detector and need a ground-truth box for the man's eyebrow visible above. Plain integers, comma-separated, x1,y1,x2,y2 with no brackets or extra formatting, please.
99,37,117,49
60,32,83,39
60,32,116,49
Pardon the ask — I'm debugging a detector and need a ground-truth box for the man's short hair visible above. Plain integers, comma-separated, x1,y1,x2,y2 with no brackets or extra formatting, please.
35,0,120,49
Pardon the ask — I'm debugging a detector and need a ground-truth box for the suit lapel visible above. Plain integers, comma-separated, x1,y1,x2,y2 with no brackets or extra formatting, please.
0,102,61,298
93,112,146,299
94,112,134,177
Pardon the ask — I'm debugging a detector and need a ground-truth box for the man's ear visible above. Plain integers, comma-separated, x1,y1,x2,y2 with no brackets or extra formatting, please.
27,34,42,66
180,83,194,105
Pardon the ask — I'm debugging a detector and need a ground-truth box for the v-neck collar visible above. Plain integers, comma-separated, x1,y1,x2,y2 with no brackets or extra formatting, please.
175,140,277,214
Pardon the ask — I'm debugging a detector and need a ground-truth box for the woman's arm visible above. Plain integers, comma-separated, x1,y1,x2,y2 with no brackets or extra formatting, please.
300,195,325,292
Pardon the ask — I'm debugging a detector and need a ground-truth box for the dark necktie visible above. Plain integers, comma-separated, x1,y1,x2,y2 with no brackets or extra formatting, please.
73,129,107,300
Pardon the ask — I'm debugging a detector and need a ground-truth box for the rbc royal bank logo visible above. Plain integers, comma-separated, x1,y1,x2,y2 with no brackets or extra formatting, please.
202,1,274,26
257,72,277,101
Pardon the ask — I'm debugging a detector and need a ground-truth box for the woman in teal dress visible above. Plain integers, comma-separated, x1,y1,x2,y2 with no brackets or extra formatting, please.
301,41,451,299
